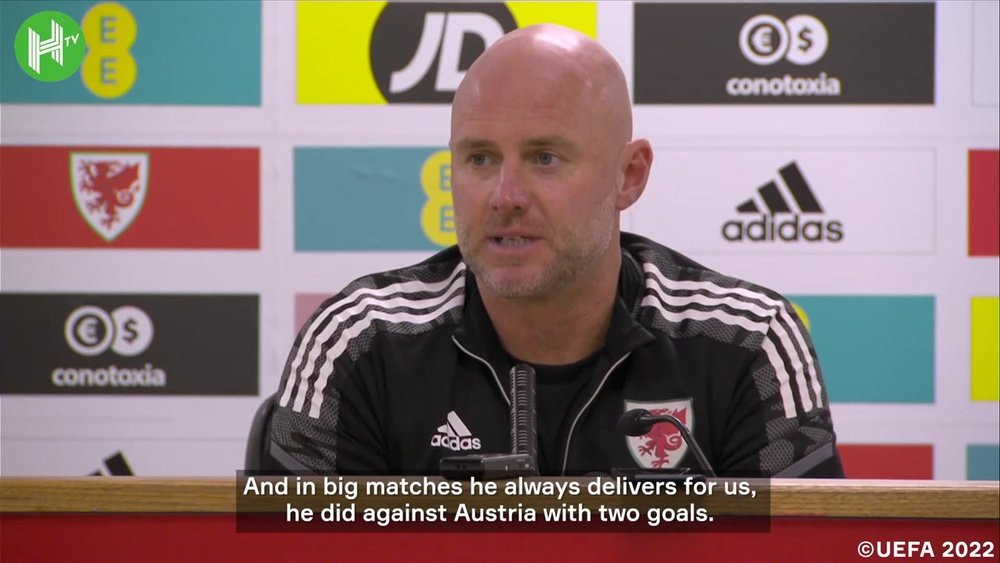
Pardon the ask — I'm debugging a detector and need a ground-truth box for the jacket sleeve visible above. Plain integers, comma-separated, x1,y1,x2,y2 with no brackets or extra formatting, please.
265,301,391,475
719,299,844,478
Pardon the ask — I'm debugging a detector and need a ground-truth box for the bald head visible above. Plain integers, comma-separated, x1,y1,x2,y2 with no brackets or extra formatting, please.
452,24,633,149
447,24,653,310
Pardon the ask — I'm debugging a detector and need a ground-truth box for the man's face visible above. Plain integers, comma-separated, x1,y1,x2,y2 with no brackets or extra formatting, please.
450,60,621,300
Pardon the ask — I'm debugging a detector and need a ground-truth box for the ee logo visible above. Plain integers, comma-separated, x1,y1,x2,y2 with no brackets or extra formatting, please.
420,150,457,248
14,2,137,98
81,2,137,98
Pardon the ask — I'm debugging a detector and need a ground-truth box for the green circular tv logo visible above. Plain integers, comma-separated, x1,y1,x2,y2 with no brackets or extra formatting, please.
14,11,86,82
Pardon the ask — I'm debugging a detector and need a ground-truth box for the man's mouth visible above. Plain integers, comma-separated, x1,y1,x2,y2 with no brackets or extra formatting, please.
491,236,534,246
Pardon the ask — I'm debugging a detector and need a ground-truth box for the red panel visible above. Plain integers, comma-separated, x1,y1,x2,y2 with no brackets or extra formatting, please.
838,444,934,479
970,149,1000,257
0,146,259,249
295,293,330,330
1,514,997,563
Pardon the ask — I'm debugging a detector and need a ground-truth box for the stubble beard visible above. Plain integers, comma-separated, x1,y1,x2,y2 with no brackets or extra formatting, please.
458,202,618,300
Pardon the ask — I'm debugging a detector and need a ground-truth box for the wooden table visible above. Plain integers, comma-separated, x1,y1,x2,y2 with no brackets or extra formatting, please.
2,477,997,562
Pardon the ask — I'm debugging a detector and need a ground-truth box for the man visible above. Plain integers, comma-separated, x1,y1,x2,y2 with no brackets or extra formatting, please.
268,25,843,477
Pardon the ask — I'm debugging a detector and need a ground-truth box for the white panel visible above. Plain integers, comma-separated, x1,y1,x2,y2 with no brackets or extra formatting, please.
0,438,245,477
1,397,262,440
635,148,936,254
973,1,1000,107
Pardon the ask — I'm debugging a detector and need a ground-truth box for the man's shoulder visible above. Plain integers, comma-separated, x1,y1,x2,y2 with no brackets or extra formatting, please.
621,232,798,346
303,246,468,340
336,245,466,296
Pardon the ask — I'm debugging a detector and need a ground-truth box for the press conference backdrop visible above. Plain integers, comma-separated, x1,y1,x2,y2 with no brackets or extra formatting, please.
0,1,997,480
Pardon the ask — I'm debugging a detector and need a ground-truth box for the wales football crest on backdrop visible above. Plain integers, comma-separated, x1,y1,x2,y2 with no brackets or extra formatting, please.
70,152,149,242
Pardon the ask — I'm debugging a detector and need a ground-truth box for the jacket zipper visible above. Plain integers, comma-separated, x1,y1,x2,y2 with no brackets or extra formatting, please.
453,336,632,475
559,351,633,476
451,335,510,406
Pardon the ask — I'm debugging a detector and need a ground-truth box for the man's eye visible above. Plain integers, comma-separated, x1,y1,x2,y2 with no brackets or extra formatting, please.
537,152,558,166
469,153,489,166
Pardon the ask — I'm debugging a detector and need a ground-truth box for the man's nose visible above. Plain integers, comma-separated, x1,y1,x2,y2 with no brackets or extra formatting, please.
489,161,530,213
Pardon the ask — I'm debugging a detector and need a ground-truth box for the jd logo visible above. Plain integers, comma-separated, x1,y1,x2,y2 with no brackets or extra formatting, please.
370,3,516,103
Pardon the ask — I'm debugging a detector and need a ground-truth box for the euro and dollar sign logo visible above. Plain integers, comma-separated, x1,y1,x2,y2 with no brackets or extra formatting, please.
81,2,137,98
121,317,139,344
783,15,826,65
65,305,154,356
739,14,828,66
420,150,457,247
798,26,813,53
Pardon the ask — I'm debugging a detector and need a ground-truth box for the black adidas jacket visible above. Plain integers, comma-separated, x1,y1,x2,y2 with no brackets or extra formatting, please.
268,233,843,477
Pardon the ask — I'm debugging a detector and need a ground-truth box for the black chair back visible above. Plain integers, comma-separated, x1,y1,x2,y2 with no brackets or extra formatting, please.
245,393,278,471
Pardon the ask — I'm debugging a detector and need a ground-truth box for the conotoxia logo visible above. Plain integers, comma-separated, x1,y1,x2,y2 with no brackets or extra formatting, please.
0,293,259,395
56,304,166,388
13,11,85,82
728,13,841,98
722,161,843,242
298,2,596,104
632,3,934,105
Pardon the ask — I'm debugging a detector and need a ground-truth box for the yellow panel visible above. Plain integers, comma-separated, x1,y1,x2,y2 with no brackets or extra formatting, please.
297,1,386,104
790,302,812,332
297,2,597,104
507,2,597,37
971,297,1000,401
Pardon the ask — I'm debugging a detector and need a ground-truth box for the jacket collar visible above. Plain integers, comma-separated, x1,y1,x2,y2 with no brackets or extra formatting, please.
452,243,655,368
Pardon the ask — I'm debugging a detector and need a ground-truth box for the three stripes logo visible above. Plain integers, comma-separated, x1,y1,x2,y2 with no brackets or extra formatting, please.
430,411,482,451
722,161,844,242
88,451,135,476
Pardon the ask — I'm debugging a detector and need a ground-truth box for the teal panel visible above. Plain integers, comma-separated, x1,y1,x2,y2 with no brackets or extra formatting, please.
788,295,935,403
967,444,1000,481
1,0,260,105
295,147,450,251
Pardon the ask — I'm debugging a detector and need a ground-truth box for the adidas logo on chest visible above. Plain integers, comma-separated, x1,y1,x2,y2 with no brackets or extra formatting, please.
430,410,482,451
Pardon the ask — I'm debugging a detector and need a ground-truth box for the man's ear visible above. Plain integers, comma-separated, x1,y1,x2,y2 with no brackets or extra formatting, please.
615,139,653,211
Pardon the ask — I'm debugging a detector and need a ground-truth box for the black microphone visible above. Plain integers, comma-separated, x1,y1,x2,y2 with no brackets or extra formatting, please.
618,408,716,477
509,363,539,475
438,364,537,479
